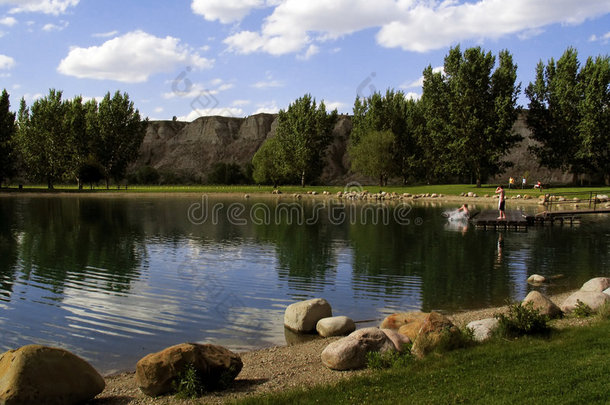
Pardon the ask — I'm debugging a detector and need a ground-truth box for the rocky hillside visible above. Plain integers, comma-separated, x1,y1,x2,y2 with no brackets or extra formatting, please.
135,112,569,185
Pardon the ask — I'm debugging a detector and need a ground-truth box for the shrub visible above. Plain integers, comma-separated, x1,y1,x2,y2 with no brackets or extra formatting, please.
572,300,594,318
596,301,610,321
367,348,413,370
494,301,550,338
172,363,204,399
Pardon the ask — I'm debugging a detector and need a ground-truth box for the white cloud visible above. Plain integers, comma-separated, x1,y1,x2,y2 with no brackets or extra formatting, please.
191,0,271,24
178,107,244,122
2,0,80,15
57,30,214,83
253,101,279,114
400,66,443,89
0,54,15,69
92,30,118,38
162,78,233,100
23,92,43,102
589,31,610,43
405,92,420,101
42,20,68,31
154,107,164,114
222,0,610,55
0,16,17,26
325,101,345,111
251,78,283,89
232,99,251,106
297,44,319,60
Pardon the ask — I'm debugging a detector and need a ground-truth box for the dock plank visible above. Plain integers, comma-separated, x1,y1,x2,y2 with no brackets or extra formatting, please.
473,210,528,230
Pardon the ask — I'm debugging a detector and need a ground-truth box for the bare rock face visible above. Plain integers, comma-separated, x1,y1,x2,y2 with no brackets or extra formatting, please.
320,327,397,370
580,277,610,293
316,316,356,337
0,345,105,405
411,312,461,358
523,290,562,318
136,343,242,397
284,298,332,333
560,291,610,313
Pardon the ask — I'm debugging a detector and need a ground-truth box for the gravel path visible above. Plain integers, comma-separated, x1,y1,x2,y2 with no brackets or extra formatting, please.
90,290,580,405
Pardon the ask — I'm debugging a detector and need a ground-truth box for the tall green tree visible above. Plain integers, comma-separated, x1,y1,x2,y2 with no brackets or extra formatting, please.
422,46,521,186
64,96,100,188
252,137,284,186
273,94,338,187
95,91,147,188
526,48,582,177
352,89,422,183
0,89,16,186
17,89,71,189
349,130,396,186
576,55,610,184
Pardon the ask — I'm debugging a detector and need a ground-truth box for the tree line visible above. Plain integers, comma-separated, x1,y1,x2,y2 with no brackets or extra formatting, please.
0,89,146,189
253,46,609,187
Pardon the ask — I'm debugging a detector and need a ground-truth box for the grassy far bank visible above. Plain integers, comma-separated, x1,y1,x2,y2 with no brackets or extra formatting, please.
2,183,610,198
234,320,610,405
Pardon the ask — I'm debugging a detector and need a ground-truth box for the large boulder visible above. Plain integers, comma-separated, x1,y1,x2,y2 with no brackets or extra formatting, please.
580,277,610,293
320,328,397,370
316,316,356,337
560,291,610,313
411,312,461,358
381,329,412,352
527,274,547,284
136,343,242,397
604,288,610,297
0,345,105,405
522,290,562,318
467,318,499,342
284,298,332,333
380,311,429,330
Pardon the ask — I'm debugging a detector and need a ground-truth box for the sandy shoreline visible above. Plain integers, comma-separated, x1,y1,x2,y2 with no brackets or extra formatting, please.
91,290,578,405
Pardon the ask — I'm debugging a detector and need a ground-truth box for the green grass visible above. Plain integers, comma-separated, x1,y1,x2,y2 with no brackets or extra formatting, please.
2,183,610,198
233,321,610,405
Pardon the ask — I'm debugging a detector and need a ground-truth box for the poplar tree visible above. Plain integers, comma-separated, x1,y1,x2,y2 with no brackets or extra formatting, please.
0,89,16,186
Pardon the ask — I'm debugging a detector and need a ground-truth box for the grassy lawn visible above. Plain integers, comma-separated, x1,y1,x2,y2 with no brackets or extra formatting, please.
2,183,610,198
234,320,610,405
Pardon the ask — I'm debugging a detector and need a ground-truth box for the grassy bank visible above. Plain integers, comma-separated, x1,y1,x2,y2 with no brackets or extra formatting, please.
2,183,610,199
234,320,610,404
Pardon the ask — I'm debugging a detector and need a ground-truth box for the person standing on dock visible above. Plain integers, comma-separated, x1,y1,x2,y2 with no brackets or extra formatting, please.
495,185,506,220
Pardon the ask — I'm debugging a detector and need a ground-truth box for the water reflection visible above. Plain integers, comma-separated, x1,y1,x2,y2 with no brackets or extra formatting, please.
0,195,608,373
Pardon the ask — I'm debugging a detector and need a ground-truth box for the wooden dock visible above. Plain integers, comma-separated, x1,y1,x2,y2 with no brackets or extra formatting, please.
473,210,530,231
533,208,610,225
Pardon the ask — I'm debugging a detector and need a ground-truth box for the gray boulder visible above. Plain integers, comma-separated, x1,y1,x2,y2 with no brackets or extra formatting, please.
0,345,105,405
316,316,355,337
580,277,610,292
604,287,610,297
284,298,332,333
136,343,242,397
467,318,499,342
320,327,397,370
560,291,610,313
522,290,562,318
381,328,412,352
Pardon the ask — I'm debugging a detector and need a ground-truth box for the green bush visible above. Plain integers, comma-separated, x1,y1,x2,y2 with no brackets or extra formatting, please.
367,348,413,370
494,301,550,338
172,363,205,399
572,300,594,318
207,162,249,185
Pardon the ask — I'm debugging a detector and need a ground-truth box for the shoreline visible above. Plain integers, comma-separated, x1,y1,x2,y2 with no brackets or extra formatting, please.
93,289,578,405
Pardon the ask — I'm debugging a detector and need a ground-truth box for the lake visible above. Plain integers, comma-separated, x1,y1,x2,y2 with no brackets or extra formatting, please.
0,194,608,374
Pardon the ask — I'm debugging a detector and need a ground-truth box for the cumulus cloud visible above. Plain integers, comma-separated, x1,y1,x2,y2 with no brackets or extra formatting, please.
0,16,17,26
2,0,80,15
0,54,15,69
324,101,346,112
42,20,68,31
178,107,244,122
253,101,279,114
221,0,610,55
589,31,610,43
162,78,233,100
57,30,214,83
92,30,118,38
191,0,270,23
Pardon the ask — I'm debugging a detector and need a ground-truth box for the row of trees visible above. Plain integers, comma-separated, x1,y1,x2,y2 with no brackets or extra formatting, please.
527,48,610,184
252,46,608,187
0,89,147,189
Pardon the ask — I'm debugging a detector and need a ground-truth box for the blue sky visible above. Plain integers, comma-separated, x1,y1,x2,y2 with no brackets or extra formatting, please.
1,0,609,121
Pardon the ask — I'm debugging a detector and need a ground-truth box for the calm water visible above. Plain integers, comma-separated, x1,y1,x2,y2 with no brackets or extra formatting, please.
0,194,609,374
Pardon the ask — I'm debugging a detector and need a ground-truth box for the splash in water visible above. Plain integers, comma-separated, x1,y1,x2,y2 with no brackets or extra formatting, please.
443,209,469,222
